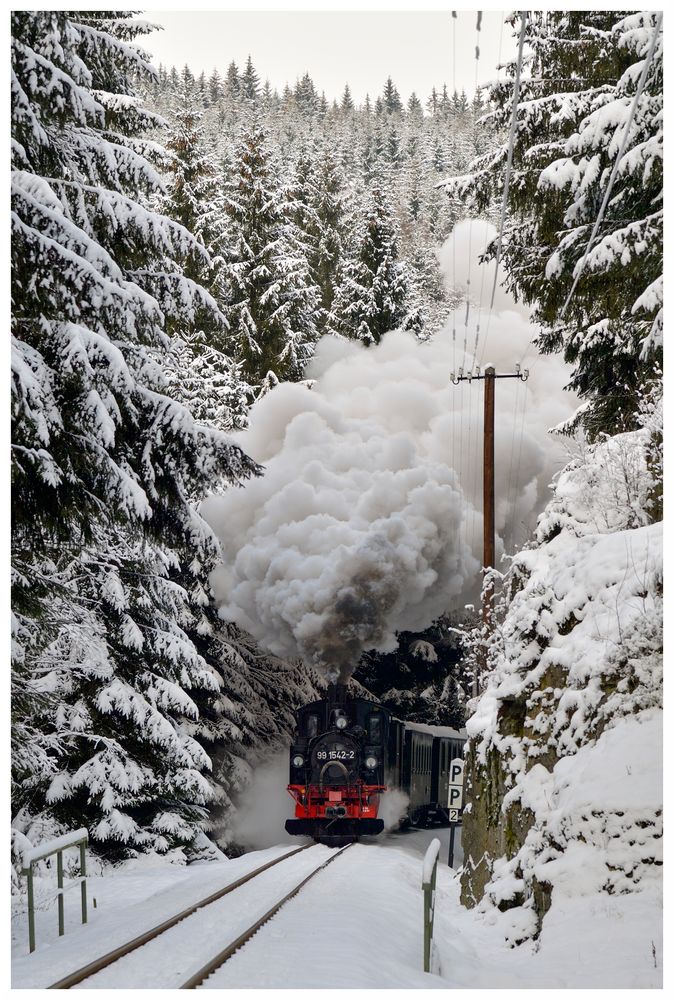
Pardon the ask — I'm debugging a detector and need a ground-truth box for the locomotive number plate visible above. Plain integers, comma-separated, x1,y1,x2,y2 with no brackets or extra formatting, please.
316,749,355,761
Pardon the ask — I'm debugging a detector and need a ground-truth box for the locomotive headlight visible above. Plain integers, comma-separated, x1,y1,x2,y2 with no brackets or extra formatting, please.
336,716,348,729
292,754,304,767
365,756,377,770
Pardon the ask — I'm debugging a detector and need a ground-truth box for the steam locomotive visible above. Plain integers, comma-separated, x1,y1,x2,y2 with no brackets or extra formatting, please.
286,683,466,844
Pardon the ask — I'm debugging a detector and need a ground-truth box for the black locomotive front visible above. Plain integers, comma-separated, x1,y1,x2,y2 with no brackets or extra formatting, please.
286,685,391,843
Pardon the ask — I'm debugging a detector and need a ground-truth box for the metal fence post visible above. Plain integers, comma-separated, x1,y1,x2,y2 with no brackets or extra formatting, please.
57,850,65,937
423,883,429,971
26,865,36,954
422,838,440,973
80,840,88,925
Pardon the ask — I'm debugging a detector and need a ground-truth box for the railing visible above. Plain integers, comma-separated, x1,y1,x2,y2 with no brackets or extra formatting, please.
422,837,440,973
21,828,89,953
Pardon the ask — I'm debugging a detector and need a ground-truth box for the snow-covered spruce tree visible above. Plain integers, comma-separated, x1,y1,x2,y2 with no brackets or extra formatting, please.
444,11,663,439
164,341,250,433
220,123,321,389
329,185,424,344
224,61,241,102
240,55,260,103
354,618,470,730
288,146,347,326
159,88,221,273
158,88,251,431
11,11,258,856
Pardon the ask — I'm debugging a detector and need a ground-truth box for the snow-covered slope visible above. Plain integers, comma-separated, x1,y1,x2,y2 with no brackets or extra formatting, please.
460,395,663,962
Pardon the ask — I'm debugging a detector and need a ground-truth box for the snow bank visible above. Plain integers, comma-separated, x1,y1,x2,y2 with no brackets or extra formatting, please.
469,520,663,760
501,710,662,902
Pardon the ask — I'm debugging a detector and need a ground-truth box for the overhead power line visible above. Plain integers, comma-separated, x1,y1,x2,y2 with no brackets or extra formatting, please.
488,10,528,315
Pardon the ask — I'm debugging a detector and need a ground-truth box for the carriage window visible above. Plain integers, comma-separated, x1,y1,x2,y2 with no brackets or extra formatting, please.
367,713,382,742
306,714,319,738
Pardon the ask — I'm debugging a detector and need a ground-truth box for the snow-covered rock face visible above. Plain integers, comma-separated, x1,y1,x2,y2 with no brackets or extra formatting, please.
460,401,663,943
203,325,573,678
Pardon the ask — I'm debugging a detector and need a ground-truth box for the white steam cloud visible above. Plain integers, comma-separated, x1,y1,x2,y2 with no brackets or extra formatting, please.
229,754,299,849
202,220,576,678
378,789,411,831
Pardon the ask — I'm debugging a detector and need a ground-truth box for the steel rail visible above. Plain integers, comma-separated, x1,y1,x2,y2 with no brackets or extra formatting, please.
180,842,353,989
47,844,314,989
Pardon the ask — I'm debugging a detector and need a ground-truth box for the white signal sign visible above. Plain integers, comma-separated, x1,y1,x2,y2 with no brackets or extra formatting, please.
449,758,465,786
447,757,465,816
448,784,463,810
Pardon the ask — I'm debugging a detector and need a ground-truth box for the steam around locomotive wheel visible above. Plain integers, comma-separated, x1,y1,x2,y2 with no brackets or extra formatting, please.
285,683,465,844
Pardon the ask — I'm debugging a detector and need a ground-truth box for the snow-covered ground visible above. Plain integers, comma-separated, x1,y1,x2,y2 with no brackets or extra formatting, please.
12,822,661,989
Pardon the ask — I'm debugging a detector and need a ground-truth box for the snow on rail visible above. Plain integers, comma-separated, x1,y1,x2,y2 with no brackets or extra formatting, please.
23,828,88,869
422,838,441,885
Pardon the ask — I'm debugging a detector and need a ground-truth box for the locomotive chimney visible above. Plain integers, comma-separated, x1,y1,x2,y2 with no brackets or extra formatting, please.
327,681,348,705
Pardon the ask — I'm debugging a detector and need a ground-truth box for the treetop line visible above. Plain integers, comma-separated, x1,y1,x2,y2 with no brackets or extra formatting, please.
155,58,486,118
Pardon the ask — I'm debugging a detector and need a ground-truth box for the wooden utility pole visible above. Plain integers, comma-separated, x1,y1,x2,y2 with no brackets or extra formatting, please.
482,366,495,625
451,364,529,688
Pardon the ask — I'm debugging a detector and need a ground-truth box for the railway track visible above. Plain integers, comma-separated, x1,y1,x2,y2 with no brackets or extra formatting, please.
181,843,351,989
48,842,351,990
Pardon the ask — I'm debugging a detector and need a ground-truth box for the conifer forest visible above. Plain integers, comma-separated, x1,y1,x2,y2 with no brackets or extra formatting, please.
10,10,663,990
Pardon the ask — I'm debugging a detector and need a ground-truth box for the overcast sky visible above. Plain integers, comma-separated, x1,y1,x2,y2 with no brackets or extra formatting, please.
141,11,516,104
